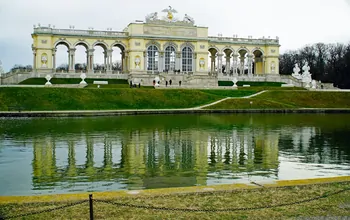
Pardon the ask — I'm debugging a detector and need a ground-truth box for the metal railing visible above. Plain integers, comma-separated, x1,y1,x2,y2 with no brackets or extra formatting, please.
1,183,349,220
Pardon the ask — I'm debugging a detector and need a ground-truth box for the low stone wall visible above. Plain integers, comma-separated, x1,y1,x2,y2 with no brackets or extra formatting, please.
0,72,129,85
1,108,350,118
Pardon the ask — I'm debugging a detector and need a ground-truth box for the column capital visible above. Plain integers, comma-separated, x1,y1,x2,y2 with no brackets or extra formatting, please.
217,53,224,57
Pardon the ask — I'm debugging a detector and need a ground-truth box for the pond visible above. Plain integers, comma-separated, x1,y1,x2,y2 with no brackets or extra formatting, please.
0,114,350,196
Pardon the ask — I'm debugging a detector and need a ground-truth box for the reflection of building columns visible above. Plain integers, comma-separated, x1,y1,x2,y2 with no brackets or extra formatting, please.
87,49,94,74
225,55,231,74
217,53,223,75
159,52,164,72
68,48,76,73
247,54,253,75
33,49,37,72
106,49,113,73
175,52,181,71
239,56,245,75
232,53,238,75
52,48,56,73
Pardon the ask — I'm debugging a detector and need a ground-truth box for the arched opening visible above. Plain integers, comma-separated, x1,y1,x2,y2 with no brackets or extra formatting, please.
165,46,176,72
55,42,69,73
223,49,233,75
182,47,193,72
93,43,107,73
253,50,264,74
147,45,159,72
237,49,248,75
208,48,218,76
74,43,89,73
111,44,125,73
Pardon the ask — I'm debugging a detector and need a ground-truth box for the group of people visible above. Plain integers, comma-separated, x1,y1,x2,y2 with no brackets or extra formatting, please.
152,79,182,87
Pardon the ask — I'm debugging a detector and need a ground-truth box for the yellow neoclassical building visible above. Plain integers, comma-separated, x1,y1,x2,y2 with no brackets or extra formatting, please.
31,6,280,84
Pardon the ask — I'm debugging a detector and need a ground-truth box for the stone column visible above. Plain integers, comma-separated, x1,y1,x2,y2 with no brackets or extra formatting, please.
225,55,231,75
232,53,238,75
159,52,164,72
176,52,181,72
247,54,253,76
240,56,245,75
121,52,125,73
193,53,197,72
217,53,223,76
33,49,37,73
143,51,147,71
52,48,57,73
87,49,94,74
68,48,76,73
262,56,265,74
210,55,216,73
103,51,107,71
124,52,129,73
106,49,113,73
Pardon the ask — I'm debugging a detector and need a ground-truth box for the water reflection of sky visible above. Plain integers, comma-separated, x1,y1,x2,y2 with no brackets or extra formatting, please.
0,114,350,196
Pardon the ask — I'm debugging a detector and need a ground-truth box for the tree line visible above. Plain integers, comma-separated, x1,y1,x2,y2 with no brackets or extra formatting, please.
279,42,350,89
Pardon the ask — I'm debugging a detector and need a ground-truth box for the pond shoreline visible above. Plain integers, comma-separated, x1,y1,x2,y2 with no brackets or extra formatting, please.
1,108,350,117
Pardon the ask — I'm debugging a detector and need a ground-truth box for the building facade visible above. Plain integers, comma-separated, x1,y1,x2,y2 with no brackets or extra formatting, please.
31,6,280,84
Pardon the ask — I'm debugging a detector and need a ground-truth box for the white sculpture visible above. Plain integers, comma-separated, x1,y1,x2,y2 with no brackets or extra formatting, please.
302,62,312,88
183,14,195,24
135,57,141,69
311,80,317,89
45,74,52,85
41,55,48,68
292,63,302,80
154,76,160,87
80,73,87,85
0,60,4,75
146,12,158,22
232,77,238,89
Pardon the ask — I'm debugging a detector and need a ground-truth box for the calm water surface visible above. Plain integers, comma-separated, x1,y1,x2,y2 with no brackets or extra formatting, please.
0,114,349,196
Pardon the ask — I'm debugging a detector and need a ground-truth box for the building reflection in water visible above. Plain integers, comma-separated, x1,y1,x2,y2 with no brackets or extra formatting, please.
32,127,281,191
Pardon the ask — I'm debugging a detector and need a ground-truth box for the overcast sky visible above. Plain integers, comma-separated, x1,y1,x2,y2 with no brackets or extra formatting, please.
1,0,350,71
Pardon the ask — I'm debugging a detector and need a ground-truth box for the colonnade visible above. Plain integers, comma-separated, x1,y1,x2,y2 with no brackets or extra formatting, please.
209,50,265,76
49,44,128,73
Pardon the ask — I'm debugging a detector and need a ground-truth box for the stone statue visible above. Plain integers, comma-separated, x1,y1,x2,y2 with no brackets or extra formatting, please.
302,62,312,88
135,56,141,69
292,63,301,79
162,6,177,21
311,80,317,89
41,55,48,68
0,60,4,75
183,14,195,24
146,12,158,22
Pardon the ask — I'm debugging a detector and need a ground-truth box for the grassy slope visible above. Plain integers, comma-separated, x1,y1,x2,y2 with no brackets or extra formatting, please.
206,91,350,109
0,88,256,111
0,182,349,219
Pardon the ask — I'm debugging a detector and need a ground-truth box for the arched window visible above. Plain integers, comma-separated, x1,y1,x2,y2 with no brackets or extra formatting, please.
182,47,193,72
147,45,159,71
165,46,176,71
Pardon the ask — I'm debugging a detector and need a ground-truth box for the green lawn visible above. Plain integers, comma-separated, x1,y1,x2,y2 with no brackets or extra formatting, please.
0,88,255,111
206,91,350,109
0,182,349,219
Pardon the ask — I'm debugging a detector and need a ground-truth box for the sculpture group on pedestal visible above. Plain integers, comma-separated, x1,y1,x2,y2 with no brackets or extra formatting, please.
291,62,314,88
301,62,312,88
